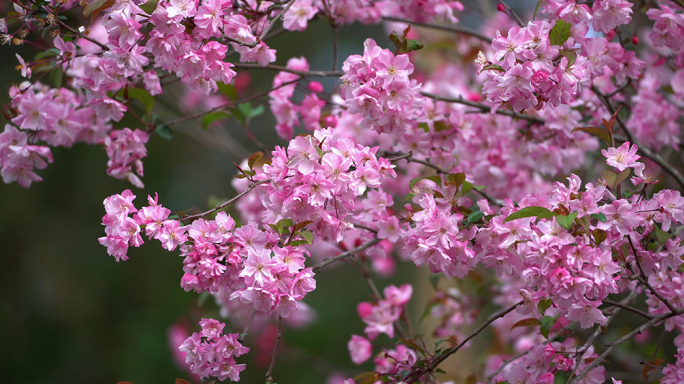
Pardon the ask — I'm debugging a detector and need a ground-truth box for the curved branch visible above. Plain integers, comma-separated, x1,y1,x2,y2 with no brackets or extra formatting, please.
569,310,683,384
382,17,493,43
311,238,382,273
407,301,523,383
179,179,271,222
420,91,545,123
232,63,343,77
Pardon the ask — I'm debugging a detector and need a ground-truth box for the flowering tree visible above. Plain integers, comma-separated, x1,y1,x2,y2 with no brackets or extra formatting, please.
3,0,684,383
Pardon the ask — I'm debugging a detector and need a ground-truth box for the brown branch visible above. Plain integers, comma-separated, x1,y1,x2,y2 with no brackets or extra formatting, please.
165,78,300,127
420,91,545,123
232,63,343,77
259,0,297,40
602,299,651,320
238,309,259,343
179,179,271,222
592,87,684,191
265,316,283,383
569,310,683,384
311,238,382,273
382,16,492,43
407,301,523,383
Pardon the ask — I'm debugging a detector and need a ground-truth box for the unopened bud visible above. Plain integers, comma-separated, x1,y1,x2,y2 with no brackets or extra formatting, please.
496,3,506,12
631,36,639,45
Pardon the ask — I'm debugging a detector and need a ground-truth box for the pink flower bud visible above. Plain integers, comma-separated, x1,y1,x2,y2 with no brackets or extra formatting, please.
631,36,639,45
308,81,324,93
496,3,505,12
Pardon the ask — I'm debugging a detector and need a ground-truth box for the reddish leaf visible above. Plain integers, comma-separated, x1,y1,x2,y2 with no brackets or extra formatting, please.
571,126,611,146
510,317,540,331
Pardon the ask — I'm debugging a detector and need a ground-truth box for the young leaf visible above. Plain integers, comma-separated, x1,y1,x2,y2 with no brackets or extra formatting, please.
592,228,607,245
202,111,230,130
155,124,173,140
481,63,506,73
444,173,465,188
571,126,611,146
537,298,553,314
549,20,571,46
556,211,578,230
602,170,617,188
49,65,63,88
467,211,485,223
591,213,607,223
560,49,577,66
400,38,424,53
127,87,154,114
409,175,442,189
300,230,313,245
248,151,264,169
510,317,540,331
503,206,553,223
539,315,558,338
217,82,238,101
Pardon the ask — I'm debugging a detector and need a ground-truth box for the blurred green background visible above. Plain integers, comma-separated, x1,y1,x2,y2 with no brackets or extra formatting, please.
0,10,428,384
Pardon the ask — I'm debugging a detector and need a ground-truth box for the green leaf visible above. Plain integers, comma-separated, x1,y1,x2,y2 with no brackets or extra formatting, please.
417,122,430,132
571,126,611,146
602,170,617,188
248,151,264,169
462,181,486,195
400,38,424,53
389,31,402,51
434,368,447,375
614,168,631,188
127,86,154,114
444,173,465,188
591,213,607,223
481,63,506,73
537,298,553,314
510,317,540,331
503,206,553,223
467,211,485,223
560,49,577,67
35,49,59,61
217,82,238,101
539,315,558,338
533,0,543,20
155,124,173,140
300,230,313,245
202,111,230,130
549,19,571,46
556,211,578,230
655,227,671,244
49,65,63,88
409,175,442,190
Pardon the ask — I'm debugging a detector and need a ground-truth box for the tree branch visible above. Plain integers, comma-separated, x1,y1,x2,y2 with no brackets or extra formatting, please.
407,301,523,383
179,179,271,222
265,316,283,383
382,16,492,43
311,238,382,273
420,91,545,123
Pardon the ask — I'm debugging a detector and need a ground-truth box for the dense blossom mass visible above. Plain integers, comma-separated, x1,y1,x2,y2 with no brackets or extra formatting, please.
3,0,684,383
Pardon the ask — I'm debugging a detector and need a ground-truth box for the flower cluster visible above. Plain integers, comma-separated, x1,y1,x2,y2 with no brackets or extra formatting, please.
482,16,644,113
269,57,327,139
179,318,249,382
254,127,397,241
1,83,111,187
102,128,149,188
647,4,684,67
340,38,424,134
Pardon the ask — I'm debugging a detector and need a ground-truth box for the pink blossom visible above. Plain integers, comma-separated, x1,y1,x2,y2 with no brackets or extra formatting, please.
348,335,372,365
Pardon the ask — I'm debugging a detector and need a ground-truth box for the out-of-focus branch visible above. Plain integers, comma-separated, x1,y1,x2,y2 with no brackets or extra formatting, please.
179,179,271,222
420,91,545,123
311,238,382,273
382,16,493,43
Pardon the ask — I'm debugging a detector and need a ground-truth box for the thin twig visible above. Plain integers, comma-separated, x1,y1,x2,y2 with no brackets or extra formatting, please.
602,299,652,320
265,316,283,383
407,301,523,383
569,310,683,384
238,309,259,343
497,0,524,27
382,16,492,43
179,179,271,221
259,0,297,40
311,238,382,273
232,63,343,77
420,91,545,123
